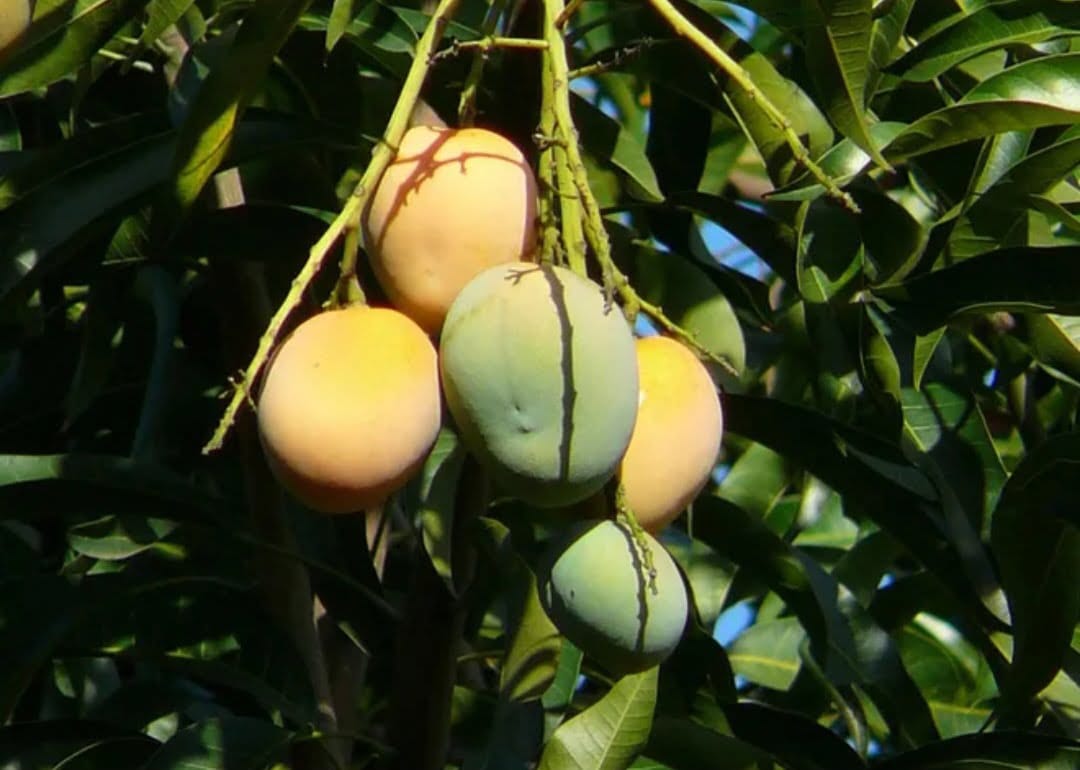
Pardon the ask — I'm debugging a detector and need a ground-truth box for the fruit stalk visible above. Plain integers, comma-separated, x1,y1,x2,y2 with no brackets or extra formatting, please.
541,1,741,378
202,0,463,454
541,0,587,275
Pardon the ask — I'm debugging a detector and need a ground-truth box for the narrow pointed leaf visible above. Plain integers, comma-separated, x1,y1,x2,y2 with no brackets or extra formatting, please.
0,0,148,98
802,0,890,168
164,0,312,224
891,0,1080,83
884,54,1080,161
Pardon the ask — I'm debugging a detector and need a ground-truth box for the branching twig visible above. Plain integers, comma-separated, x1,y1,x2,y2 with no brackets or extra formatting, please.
646,0,860,213
540,0,740,379
433,35,547,64
202,0,464,454
567,38,657,80
457,0,511,125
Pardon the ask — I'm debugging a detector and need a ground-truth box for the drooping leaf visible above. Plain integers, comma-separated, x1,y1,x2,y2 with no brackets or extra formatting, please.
890,0,1080,83
163,0,313,225
573,92,663,203
873,731,1080,770
801,0,889,169
875,245,1080,332
143,716,292,770
991,433,1080,717
410,426,467,594
884,54,1080,161
0,0,149,98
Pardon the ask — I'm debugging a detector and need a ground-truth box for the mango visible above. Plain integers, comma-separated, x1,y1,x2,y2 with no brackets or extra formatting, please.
540,519,688,674
363,125,538,334
439,263,638,507
257,306,441,513
619,336,723,531
0,1,31,57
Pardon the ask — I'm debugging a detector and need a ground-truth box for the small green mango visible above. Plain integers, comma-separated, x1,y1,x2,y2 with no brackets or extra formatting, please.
539,519,688,674
439,263,638,507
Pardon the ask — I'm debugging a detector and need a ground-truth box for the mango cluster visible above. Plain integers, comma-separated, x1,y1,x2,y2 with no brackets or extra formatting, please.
254,126,725,673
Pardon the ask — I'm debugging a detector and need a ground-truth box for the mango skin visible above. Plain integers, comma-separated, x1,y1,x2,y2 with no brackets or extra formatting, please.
619,336,723,532
439,263,638,507
0,1,31,57
540,519,689,674
257,306,441,513
363,126,538,334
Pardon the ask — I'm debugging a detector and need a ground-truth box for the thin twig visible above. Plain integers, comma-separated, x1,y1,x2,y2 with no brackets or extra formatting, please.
458,0,511,125
202,0,464,454
567,38,657,80
433,35,547,63
646,0,860,213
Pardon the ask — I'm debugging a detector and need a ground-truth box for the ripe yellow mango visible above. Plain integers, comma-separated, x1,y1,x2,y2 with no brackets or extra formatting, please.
257,306,441,513
363,126,538,334
619,336,723,531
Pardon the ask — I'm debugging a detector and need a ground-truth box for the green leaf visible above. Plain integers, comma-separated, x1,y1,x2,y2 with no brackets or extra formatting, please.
875,246,1080,332
867,0,916,95
795,197,863,303
163,0,313,225
629,243,746,384
890,0,1080,83
884,54,1080,161
537,668,657,770
572,92,663,203
140,0,198,50
412,427,467,594
723,701,867,770
500,573,562,703
716,442,790,518
873,731,1080,770
992,433,1080,716
143,716,292,770
643,715,776,769
1028,313,1080,384
728,616,805,691
802,0,890,169
902,382,1008,533
541,641,583,741
68,515,179,560
0,0,149,98
327,0,364,51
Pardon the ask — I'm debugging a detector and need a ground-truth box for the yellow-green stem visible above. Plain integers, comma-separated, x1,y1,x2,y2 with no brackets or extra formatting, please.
458,0,512,125
615,484,658,594
646,0,859,213
203,0,463,454
542,0,587,276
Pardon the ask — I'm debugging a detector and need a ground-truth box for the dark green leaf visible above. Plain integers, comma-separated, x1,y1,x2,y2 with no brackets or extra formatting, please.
164,0,313,224
802,0,889,169
143,716,292,770
884,54,1080,161
573,92,663,203
0,0,149,98
890,1,1080,83
874,731,1080,770
875,246,1080,331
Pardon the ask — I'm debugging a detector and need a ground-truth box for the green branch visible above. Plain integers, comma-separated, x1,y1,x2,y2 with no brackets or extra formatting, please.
646,0,860,213
202,0,463,454
542,0,587,275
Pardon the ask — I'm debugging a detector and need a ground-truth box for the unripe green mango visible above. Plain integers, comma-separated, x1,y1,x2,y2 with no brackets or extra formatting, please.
439,263,638,507
540,519,688,674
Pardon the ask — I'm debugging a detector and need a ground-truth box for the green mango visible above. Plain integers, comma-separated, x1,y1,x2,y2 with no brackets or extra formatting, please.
439,263,638,507
539,519,688,674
